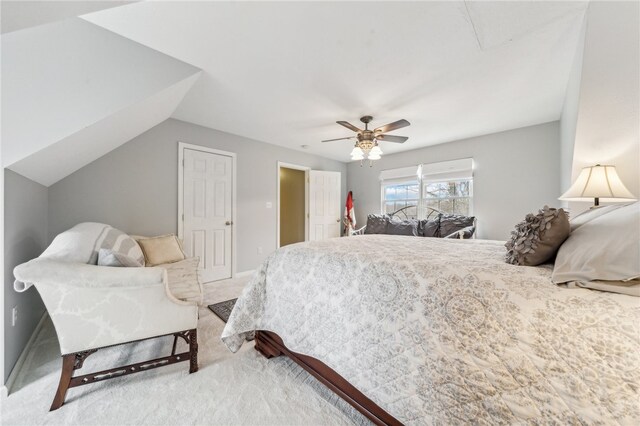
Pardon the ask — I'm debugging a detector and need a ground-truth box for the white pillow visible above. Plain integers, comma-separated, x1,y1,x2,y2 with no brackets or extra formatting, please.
569,203,627,231
553,202,640,284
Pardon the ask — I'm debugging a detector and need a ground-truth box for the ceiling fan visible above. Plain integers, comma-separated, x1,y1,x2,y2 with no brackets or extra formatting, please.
322,116,410,164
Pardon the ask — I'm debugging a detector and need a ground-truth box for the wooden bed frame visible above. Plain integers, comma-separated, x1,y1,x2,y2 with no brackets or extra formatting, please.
255,330,402,426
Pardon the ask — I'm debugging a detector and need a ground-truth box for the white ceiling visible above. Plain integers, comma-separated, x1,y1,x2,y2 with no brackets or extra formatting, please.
0,0,137,34
81,1,588,162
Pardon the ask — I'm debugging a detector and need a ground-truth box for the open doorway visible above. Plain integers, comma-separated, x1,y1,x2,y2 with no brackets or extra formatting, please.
277,163,309,247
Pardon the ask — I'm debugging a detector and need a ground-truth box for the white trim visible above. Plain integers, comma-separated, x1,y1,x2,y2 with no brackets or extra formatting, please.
234,269,255,278
178,142,238,279
276,162,310,248
1,155,5,388
5,312,48,395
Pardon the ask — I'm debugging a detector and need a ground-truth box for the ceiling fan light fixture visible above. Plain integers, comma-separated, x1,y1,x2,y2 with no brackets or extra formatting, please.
368,153,381,161
323,115,409,163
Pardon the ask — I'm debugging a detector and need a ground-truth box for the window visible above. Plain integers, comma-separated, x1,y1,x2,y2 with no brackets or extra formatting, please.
380,159,473,219
423,179,472,216
382,181,420,219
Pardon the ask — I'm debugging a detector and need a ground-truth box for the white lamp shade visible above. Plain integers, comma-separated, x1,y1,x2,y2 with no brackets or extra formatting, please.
559,165,636,202
368,153,381,161
370,146,383,156
350,146,364,157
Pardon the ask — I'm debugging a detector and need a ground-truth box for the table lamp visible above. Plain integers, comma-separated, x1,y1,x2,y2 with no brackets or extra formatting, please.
559,164,636,207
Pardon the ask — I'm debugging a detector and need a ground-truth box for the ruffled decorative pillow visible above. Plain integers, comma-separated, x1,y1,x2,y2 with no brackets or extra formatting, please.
505,206,570,266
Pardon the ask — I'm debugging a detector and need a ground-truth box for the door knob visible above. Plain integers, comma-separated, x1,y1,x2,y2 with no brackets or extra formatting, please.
225,221,233,226
336,219,341,223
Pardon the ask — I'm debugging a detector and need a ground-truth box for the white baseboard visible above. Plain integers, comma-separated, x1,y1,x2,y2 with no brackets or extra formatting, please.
234,269,255,278
5,312,48,395
0,385,7,401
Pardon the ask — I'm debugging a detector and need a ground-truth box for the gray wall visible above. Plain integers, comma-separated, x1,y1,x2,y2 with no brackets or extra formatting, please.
4,169,48,382
347,122,561,241
48,118,347,272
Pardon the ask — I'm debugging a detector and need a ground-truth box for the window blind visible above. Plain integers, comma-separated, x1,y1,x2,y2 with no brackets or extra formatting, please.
421,158,473,183
379,165,421,184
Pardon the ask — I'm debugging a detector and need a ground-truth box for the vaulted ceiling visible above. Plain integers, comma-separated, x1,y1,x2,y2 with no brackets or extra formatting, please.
2,1,588,186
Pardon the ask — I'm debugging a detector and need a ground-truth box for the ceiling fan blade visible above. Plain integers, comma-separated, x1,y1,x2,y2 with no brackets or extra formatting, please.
321,136,355,143
377,134,408,143
374,119,410,134
336,121,362,133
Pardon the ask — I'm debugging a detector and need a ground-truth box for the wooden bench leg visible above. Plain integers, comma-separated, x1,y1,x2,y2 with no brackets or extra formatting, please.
50,354,75,411
189,328,198,373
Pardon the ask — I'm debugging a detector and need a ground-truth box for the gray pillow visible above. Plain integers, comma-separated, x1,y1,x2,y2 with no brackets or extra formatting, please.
444,225,475,239
97,248,144,267
505,206,570,266
438,214,475,238
364,214,390,234
419,216,440,237
386,219,419,236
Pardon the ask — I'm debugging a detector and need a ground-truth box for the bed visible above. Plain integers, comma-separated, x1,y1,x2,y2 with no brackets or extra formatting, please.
221,235,639,424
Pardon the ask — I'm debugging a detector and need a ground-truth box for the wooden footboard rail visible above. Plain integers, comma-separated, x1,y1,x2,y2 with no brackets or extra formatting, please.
255,330,403,426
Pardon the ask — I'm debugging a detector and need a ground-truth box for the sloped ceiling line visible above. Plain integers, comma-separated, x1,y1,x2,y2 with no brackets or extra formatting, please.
2,17,202,186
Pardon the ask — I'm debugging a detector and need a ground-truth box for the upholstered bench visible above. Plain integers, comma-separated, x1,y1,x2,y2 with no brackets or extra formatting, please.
14,223,203,411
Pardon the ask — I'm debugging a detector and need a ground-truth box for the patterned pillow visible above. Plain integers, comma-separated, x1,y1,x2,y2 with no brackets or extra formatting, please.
438,214,475,238
93,226,145,266
386,219,419,236
364,214,390,234
97,249,144,267
505,206,570,266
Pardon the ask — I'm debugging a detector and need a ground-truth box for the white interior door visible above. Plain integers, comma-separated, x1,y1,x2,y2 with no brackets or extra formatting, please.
309,170,341,240
182,148,233,282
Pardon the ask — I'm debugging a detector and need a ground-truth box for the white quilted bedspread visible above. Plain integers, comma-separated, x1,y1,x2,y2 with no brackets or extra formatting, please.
222,235,640,424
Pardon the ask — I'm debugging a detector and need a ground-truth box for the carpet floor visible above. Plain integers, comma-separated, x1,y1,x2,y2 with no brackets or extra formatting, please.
0,275,369,425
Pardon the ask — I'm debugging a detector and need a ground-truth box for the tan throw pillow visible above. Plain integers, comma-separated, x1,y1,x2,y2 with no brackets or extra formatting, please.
137,234,186,266
505,206,570,266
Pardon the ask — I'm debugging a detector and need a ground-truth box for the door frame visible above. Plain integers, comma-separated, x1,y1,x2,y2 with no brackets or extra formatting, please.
178,142,237,279
276,161,310,248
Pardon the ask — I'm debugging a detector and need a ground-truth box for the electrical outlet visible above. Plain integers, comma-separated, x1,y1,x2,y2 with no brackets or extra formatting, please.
265,202,273,209
12,306,18,327
257,246,263,254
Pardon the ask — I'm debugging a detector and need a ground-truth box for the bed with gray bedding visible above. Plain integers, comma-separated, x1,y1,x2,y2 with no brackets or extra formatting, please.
222,235,639,424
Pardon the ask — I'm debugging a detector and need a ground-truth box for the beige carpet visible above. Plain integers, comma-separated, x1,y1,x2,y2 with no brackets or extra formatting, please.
0,275,369,425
